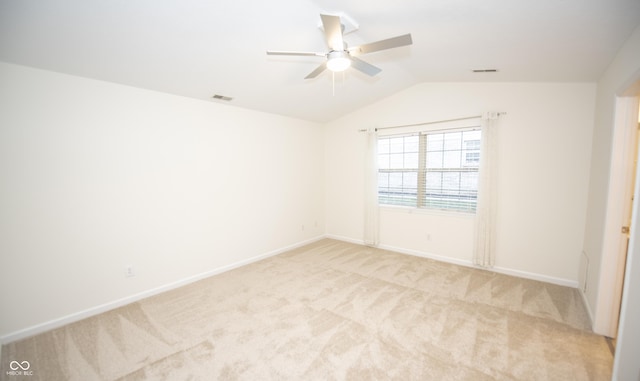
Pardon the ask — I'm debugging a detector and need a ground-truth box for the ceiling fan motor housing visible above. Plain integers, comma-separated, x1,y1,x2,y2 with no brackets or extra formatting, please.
326,50,352,72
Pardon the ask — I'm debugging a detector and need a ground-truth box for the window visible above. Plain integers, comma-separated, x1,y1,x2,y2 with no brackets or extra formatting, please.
378,128,481,213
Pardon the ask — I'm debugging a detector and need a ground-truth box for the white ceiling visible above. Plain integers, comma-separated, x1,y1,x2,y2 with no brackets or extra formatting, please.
1,0,640,123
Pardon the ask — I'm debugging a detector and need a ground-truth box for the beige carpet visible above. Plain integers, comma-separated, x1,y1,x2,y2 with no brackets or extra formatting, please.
1,239,612,380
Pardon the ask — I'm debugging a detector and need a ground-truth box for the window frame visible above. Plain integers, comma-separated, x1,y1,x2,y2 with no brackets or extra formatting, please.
377,126,481,214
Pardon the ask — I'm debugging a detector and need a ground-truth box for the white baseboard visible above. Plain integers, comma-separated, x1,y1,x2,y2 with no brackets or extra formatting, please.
490,265,579,288
324,234,365,246
377,243,475,268
0,235,325,345
326,234,579,288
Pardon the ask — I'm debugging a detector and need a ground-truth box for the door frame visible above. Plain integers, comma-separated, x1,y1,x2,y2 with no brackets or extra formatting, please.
593,91,640,337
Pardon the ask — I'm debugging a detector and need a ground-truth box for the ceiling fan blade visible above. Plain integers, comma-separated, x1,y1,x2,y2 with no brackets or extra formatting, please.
267,50,325,57
349,34,413,55
305,62,327,79
350,57,382,76
320,14,344,51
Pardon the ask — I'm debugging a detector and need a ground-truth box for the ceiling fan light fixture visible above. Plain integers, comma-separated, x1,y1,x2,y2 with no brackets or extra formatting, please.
326,51,351,72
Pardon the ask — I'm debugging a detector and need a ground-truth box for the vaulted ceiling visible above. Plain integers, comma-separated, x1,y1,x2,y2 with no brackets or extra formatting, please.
1,0,639,122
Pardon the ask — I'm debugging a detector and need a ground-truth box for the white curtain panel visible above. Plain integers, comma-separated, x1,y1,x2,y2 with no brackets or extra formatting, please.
364,128,380,246
474,112,500,267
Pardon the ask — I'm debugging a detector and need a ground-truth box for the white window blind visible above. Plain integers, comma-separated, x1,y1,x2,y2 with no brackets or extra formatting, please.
378,127,481,213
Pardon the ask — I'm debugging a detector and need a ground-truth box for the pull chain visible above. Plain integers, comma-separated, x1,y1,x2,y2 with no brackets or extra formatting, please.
332,71,335,96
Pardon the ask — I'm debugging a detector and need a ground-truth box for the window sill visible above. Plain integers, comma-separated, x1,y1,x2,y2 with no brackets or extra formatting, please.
379,204,476,219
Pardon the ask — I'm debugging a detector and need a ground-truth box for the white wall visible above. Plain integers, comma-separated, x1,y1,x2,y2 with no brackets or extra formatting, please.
325,82,596,285
0,62,325,340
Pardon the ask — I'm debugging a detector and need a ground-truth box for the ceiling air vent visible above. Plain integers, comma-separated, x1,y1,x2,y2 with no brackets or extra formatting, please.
472,69,498,73
212,94,233,101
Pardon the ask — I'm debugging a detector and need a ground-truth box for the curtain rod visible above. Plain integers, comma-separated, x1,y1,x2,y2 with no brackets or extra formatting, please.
357,113,506,132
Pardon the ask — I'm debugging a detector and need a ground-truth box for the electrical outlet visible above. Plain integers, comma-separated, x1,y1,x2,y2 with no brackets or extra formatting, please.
124,265,135,278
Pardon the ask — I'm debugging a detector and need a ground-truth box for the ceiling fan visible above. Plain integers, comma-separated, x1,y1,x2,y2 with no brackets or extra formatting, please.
267,14,413,79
